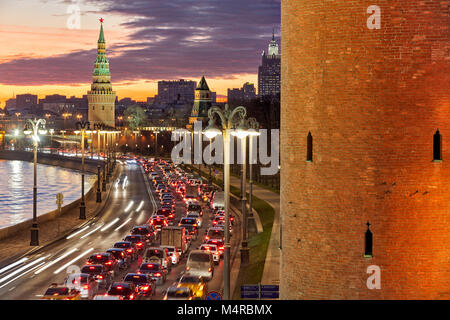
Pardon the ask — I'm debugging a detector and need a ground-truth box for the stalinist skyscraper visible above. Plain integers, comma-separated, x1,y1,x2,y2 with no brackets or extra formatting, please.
88,19,116,128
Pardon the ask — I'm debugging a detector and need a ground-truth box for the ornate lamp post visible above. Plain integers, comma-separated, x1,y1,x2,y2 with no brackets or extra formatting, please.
246,118,260,219
203,104,247,300
75,121,91,219
24,118,47,246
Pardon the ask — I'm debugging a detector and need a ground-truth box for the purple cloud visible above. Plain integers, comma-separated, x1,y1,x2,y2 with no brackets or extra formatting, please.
0,0,280,86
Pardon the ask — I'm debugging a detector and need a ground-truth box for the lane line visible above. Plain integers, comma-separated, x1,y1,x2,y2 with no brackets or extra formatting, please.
114,218,132,231
34,248,79,275
100,218,120,232
0,258,28,276
53,248,94,274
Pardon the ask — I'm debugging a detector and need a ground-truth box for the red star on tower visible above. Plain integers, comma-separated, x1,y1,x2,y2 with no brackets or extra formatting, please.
99,18,104,23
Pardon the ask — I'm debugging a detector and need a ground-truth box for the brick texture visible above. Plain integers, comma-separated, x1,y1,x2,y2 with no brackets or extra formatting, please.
281,0,450,299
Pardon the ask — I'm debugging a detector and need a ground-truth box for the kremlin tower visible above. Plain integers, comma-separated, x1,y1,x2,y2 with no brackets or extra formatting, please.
88,19,116,128
281,1,450,299
188,76,212,127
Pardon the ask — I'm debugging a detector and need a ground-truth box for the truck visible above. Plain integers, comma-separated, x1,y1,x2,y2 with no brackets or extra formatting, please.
160,226,187,256
211,191,225,210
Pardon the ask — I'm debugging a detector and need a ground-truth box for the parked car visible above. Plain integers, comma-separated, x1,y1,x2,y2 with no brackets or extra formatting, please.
107,282,138,300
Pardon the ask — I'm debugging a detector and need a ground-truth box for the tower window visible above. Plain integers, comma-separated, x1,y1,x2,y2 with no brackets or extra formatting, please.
102,106,105,110
306,132,313,162
93,106,95,110
364,222,373,258
433,129,442,161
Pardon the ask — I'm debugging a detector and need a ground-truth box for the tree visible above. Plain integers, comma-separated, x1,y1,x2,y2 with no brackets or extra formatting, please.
124,105,147,130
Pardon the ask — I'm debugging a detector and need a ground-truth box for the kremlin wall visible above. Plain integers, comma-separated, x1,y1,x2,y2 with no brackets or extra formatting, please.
281,0,450,299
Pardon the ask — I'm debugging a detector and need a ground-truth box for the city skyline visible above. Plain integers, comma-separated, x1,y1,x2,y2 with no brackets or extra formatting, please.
0,0,281,108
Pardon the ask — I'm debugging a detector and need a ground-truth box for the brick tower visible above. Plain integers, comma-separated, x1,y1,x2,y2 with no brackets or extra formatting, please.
88,19,116,128
281,1,450,299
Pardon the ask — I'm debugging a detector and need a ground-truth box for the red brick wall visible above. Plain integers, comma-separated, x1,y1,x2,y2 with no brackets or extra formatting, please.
281,0,450,299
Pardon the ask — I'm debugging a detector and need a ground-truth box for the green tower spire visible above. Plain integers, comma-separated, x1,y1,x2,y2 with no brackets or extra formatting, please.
98,22,105,43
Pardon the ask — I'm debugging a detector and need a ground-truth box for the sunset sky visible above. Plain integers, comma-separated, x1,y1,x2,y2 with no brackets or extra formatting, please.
0,0,281,108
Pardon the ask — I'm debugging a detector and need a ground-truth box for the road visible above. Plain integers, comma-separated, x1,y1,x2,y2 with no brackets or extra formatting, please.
0,159,240,300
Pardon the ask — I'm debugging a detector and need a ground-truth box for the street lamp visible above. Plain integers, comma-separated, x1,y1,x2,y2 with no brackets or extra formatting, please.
75,121,91,219
246,118,260,220
24,118,47,246
203,104,247,300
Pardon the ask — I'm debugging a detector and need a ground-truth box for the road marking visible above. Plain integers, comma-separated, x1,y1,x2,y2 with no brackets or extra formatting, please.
0,257,48,285
66,225,90,239
0,262,46,289
114,218,132,231
34,248,79,274
80,223,104,239
0,258,28,275
101,218,120,232
124,201,134,212
8,286,15,291
53,248,94,274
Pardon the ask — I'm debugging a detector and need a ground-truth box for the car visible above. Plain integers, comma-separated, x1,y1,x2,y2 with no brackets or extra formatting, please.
130,225,155,243
143,247,172,271
149,215,169,230
183,225,198,241
123,235,147,253
106,248,131,270
64,273,99,300
93,294,123,300
115,174,129,190
86,252,118,274
42,284,81,300
113,241,138,260
163,286,196,300
205,238,225,257
123,273,156,298
185,250,214,281
107,282,138,300
138,263,167,285
157,208,175,221
178,217,199,229
186,212,202,228
215,220,233,234
204,227,225,242
176,275,208,299
187,204,203,216
161,245,181,265
80,265,113,289
199,244,220,264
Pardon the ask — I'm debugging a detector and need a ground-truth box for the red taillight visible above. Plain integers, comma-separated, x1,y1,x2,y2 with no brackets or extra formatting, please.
137,242,143,247
97,275,103,280
83,284,89,290
142,286,149,291
127,249,133,253
130,294,135,300
89,266,95,270
96,255,102,258
117,286,122,290
219,246,224,250
155,273,161,277
105,261,112,265
121,252,124,257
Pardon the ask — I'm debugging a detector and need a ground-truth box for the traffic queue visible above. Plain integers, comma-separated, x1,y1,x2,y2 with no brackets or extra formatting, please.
40,157,233,300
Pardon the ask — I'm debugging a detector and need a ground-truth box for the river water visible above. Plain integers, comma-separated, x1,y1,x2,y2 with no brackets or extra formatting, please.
0,160,95,229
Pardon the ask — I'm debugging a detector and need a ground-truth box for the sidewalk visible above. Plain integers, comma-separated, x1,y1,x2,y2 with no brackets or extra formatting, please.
0,165,120,265
198,165,281,286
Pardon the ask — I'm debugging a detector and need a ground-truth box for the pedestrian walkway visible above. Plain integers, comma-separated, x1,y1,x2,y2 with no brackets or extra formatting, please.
198,165,280,286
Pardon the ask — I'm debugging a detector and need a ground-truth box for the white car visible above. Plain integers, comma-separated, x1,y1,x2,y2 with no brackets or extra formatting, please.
199,244,220,264
162,245,181,265
64,273,99,300
186,212,202,228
